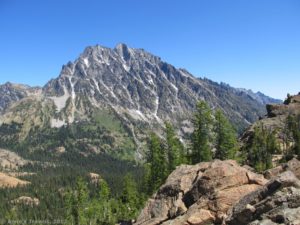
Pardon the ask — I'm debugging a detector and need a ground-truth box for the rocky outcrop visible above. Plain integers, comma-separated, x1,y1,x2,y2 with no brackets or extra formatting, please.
88,172,101,184
241,94,300,155
135,160,267,225
226,171,300,225
266,95,300,118
11,196,40,206
0,148,32,188
135,159,300,225
0,148,30,170
264,158,300,179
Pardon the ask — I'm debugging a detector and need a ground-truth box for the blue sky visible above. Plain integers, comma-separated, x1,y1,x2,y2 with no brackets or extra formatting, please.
0,0,299,99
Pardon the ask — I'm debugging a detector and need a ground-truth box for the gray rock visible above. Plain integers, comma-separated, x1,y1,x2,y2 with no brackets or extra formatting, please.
42,43,278,134
226,167,300,225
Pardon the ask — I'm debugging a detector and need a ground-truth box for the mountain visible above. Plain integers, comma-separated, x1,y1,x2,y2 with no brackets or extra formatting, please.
0,44,281,159
0,82,41,114
234,87,282,105
42,43,280,130
135,159,300,225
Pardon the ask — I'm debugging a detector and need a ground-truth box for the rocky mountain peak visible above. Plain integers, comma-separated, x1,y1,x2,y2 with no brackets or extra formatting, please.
43,44,186,124
1,44,282,157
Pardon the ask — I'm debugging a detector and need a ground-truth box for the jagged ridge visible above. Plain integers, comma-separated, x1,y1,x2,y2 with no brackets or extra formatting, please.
0,44,281,159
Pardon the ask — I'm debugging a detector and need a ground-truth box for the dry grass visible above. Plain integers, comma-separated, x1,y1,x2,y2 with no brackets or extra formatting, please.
0,172,30,188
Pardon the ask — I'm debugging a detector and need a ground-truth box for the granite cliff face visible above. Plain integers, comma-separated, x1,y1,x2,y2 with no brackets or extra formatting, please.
135,159,300,225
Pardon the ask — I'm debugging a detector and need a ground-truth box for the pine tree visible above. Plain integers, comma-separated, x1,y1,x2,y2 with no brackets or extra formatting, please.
287,114,300,157
248,124,274,172
284,93,292,104
119,174,140,221
65,177,89,225
294,128,300,157
266,130,279,155
147,133,167,193
77,177,89,225
142,162,151,195
165,122,186,173
191,101,213,164
98,179,110,201
214,109,238,160
96,179,116,225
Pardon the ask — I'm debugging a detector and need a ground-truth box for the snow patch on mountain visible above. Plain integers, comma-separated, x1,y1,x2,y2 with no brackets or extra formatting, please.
100,81,117,100
92,78,101,94
123,64,130,72
127,109,148,121
49,86,70,111
50,118,66,128
170,82,178,91
68,77,76,100
83,58,89,67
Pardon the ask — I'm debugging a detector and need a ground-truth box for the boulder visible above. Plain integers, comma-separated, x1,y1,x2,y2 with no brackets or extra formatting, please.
264,158,300,179
88,172,100,184
187,209,215,225
287,158,300,178
136,159,300,225
135,160,266,225
226,171,300,225
136,163,209,224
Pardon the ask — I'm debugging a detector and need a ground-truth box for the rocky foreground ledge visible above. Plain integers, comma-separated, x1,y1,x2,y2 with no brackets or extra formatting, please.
135,159,300,225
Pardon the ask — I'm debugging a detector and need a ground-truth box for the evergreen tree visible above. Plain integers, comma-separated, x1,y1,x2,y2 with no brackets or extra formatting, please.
99,179,110,200
247,124,275,171
119,174,140,221
214,109,238,160
4,207,18,221
284,93,292,104
165,122,186,173
147,133,167,193
286,114,300,157
266,130,280,155
142,162,151,195
96,179,116,225
65,177,89,225
294,128,300,157
191,101,213,164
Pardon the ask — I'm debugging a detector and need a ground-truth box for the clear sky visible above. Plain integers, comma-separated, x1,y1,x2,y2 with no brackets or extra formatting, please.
0,0,299,99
